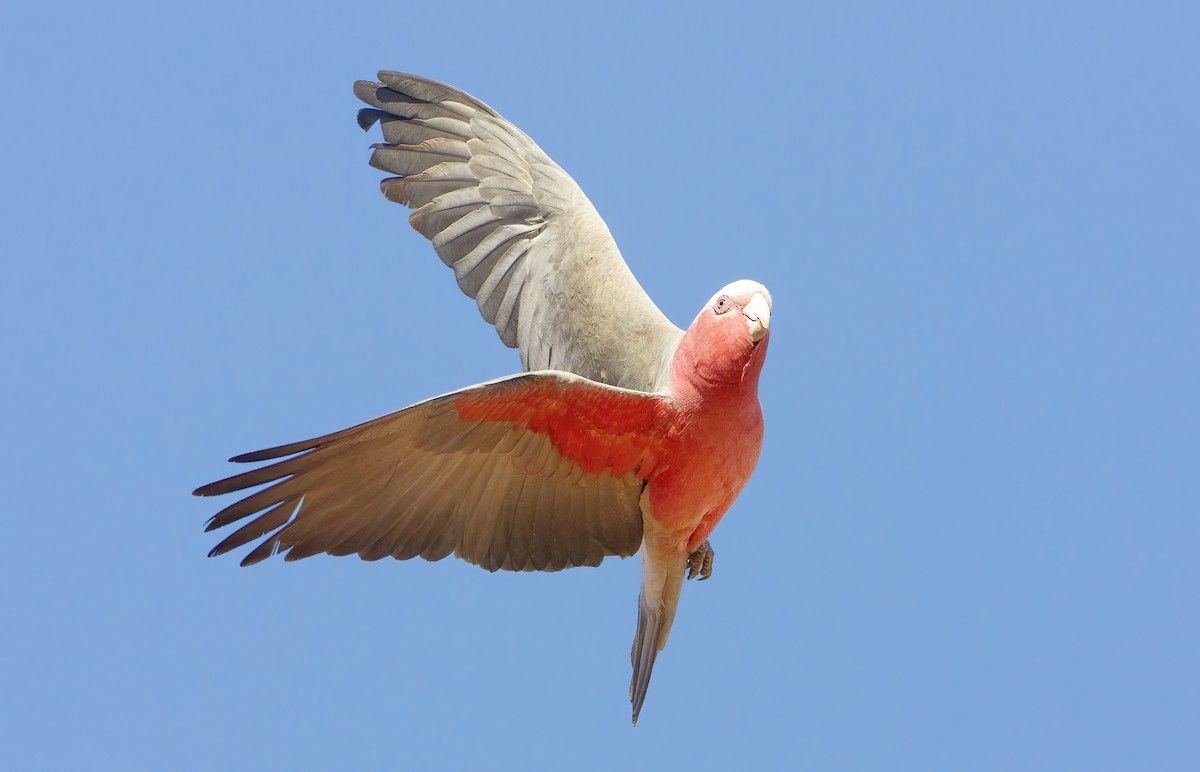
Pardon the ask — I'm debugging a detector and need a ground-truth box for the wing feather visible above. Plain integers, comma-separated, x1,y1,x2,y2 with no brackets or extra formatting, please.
356,72,684,391
195,372,670,571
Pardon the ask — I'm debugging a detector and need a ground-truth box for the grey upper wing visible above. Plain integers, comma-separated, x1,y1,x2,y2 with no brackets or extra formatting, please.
195,372,666,571
355,72,684,392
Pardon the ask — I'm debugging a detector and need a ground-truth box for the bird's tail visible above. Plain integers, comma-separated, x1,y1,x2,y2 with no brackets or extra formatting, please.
629,546,685,726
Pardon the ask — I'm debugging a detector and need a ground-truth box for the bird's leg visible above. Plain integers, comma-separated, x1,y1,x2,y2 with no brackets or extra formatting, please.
686,540,714,581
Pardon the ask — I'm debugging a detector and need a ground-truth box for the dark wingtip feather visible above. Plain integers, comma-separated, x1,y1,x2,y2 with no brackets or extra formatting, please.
195,460,300,506
229,439,318,463
194,480,227,497
357,107,383,131
240,536,281,567
208,503,296,558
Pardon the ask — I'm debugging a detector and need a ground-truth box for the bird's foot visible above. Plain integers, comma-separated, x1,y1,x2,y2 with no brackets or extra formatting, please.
686,540,714,581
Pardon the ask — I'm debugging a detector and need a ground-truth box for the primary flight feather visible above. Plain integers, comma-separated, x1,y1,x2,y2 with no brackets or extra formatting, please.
196,72,773,725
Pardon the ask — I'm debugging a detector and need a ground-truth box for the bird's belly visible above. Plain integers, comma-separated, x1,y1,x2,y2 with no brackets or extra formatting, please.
639,388,765,555
643,437,760,554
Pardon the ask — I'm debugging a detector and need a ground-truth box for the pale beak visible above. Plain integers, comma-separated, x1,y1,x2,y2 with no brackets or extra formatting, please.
744,292,770,343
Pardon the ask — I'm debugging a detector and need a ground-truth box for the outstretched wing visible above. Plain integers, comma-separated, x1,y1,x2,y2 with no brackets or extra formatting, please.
194,372,672,571
355,72,684,392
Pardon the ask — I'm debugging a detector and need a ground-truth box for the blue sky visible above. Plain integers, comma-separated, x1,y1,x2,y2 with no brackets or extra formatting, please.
2,2,1197,769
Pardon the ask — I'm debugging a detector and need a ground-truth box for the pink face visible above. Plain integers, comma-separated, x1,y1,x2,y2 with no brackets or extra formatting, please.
680,280,773,388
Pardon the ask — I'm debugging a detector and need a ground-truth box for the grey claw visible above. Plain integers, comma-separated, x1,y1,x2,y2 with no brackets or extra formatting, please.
686,540,715,581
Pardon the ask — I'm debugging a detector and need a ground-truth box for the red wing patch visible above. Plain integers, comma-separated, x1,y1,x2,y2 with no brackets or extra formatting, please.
453,376,673,479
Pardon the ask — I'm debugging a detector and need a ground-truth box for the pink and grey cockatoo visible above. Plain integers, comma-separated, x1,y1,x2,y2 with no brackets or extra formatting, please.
195,72,772,725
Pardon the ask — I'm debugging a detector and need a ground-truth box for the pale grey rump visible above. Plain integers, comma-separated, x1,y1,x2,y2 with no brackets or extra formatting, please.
355,71,684,391
195,372,659,571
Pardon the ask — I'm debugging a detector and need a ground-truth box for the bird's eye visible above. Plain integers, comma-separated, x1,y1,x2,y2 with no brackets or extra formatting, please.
713,295,733,314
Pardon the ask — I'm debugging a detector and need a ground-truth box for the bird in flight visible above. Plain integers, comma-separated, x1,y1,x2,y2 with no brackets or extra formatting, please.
195,72,773,725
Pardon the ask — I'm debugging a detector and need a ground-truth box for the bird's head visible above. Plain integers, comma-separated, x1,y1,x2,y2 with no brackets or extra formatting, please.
673,280,772,392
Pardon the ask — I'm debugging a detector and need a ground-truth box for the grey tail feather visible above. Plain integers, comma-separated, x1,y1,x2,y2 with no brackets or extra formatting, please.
629,589,665,726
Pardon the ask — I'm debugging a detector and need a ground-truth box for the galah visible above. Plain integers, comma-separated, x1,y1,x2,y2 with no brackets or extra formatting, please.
195,72,773,725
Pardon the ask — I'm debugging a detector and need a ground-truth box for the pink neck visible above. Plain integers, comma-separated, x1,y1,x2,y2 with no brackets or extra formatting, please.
668,325,768,409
